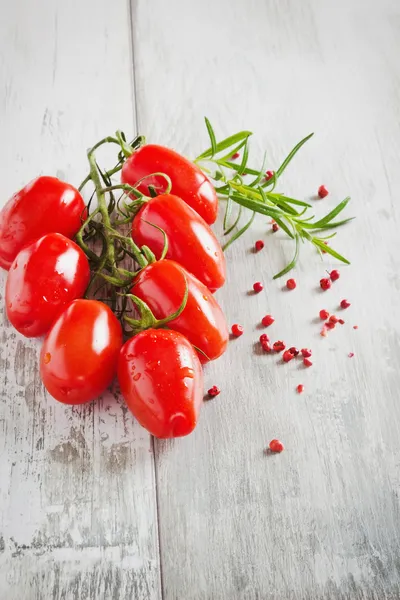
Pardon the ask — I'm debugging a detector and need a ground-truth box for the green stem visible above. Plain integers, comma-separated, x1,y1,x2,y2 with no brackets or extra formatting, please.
75,206,101,262
78,136,120,191
99,184,145,200
116,130,135,158
87,148,119,277
78,133,145,192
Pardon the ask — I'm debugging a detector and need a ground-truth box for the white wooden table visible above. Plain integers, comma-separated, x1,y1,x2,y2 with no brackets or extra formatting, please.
1,0,400,598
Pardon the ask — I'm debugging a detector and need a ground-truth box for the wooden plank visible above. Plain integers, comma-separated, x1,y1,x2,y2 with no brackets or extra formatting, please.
131,0,400,598
0,1,160,598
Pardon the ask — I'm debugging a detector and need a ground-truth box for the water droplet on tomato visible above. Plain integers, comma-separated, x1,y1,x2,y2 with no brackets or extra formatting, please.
43,352,51,364
42,295,48,303
60,386,71,395
8,303,12,309
146,360,161,369
203,295,208,301
133,373,141,381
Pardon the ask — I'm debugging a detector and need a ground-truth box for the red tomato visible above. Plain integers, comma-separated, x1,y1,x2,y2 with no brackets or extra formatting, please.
40,300,122,404
121,144,218,224
118,329,203,438
6,233,90,337
132,194,226,291
0,176,86,270
132,260,228,362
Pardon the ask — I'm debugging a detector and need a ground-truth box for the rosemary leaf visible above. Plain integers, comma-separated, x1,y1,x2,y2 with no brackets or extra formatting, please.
273,235,300,279
204,117,217,157
223,211,256,251
275,133,314,178
313,238,350,264
224,205,242,235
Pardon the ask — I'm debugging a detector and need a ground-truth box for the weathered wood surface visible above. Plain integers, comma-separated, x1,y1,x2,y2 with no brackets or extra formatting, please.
0,1,160,599
132,0,400,598
1,0,400,598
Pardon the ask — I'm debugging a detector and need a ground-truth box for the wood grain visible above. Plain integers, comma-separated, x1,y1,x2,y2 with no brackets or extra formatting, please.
2,0,400,598
0,1,160,598
131,0,400,598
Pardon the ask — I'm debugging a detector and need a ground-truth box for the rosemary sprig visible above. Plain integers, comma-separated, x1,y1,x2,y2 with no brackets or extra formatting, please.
195,118,353,278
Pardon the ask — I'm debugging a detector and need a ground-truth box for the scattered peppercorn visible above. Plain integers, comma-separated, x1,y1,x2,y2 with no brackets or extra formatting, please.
269,439,284,453
286,278,297,290
231,152,240,159
318,185,329,198
261,314,275,327
319,309,330,320
353,325,358,330
329,315,338,324
255,240,264,252
303,358,313,367
231,324,244,337
253,281,264,293
297,384,304,394
265,170,274,181
273,340,286,353
301,348,312,358
208,385,220,397
340,299,351,309
259,333,269,344
329,269,340,281
272,223,279,232
326,321,336,330
320,278,331,291
348,352,354,358
282,350,294,363
288,347,299,356
338,319,345,325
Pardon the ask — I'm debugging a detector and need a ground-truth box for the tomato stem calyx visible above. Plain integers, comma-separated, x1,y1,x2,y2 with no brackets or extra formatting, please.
122,276,189,335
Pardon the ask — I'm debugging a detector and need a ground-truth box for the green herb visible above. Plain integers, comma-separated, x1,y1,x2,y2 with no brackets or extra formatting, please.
195,118,353,278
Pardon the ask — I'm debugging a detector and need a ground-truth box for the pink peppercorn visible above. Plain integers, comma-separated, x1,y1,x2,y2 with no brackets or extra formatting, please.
231,324,244,337
261,315,275,327
286,278,297,290
269,439,284,453
318,185,329,198
282,350,294,363
208,385,220,397
273,341,286,353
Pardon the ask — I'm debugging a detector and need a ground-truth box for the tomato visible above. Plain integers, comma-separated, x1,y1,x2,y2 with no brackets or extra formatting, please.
118,329,203,438
131,259,228,362
0,176,86,270
6,233,90,338
121,144,218,224
40,300,122,404
132,194,226,291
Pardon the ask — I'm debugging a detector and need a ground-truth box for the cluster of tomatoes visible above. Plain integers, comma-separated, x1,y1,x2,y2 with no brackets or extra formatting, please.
0,142,229,438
